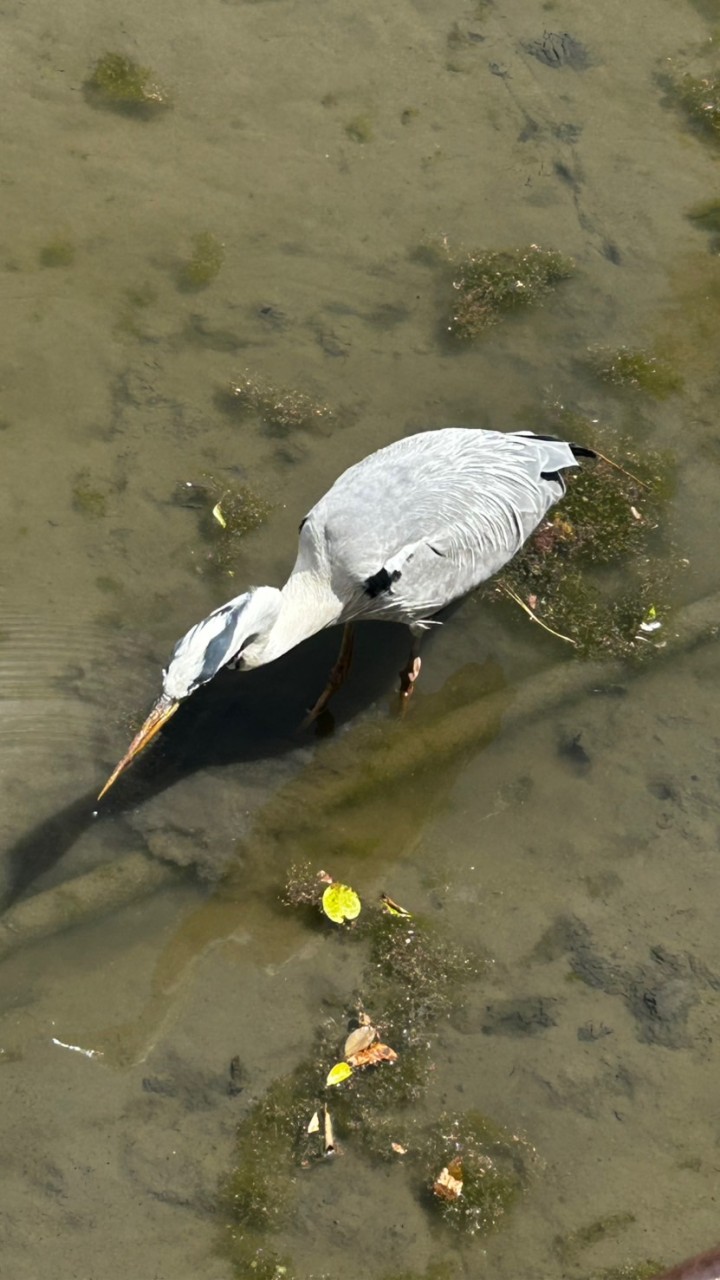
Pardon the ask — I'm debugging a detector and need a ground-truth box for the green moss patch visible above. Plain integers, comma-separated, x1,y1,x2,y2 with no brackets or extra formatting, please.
493,411,676,660
670,72,720,140
224,372,334,436
85,53,171,116
173,472,274,576
39,237,75,268
177,232,225,290
219,874,527,1276
448,246,574,339
585,346,683,399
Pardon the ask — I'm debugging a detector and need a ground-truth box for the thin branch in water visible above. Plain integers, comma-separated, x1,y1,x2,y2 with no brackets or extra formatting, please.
593,450,650,490
499,583,577,646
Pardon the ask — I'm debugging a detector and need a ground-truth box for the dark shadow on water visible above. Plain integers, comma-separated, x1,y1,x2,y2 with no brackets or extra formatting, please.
1,619,453,910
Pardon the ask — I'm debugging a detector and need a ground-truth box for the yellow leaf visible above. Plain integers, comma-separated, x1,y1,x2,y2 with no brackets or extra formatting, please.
211,501,227,528
326,1062,353,1087
322,883,361,924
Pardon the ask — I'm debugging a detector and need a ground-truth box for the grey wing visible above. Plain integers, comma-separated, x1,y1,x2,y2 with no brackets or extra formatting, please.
298,428,579,625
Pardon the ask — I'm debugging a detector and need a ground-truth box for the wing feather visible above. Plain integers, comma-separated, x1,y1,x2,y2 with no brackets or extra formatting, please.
298,428,579,625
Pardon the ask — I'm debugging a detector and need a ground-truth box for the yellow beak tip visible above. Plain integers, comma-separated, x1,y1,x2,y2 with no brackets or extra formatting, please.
96,697,180,802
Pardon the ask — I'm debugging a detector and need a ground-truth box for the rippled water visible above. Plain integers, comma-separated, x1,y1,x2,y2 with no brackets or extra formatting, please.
2,1,720,1277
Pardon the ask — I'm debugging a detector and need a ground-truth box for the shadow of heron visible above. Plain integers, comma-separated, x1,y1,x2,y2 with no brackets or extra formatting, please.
0,619,447,910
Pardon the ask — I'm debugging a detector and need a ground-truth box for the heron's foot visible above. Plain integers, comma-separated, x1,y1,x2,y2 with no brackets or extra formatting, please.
301,624,355,729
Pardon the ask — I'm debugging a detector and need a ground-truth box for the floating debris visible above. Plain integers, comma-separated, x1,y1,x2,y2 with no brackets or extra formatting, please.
344,1023,377,1059
323,1106,337,1156
173,473,274,577
380,892,412,918
326,1062,353,1087
211,499,228,529
346,1042,398,1069
433,1156,464,1201
51,1037,104,1060
321,882,362,924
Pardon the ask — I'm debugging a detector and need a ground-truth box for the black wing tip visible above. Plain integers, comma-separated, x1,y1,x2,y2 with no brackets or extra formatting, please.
517,431,596,460
364,567,402,598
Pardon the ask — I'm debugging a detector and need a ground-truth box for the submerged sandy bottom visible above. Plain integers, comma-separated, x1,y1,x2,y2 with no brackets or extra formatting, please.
1,0,720,1276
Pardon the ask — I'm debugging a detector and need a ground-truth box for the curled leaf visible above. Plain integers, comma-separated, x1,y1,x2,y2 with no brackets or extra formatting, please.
380,892,412,918
322,883,361,924
212,501,227,528
323,1106,336,1155
326,1061,353,1087
343,1024,377,1059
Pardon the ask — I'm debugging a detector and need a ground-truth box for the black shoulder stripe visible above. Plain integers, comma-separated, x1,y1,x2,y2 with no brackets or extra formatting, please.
540,469,563,484
570,443,597,459
364,566,402,598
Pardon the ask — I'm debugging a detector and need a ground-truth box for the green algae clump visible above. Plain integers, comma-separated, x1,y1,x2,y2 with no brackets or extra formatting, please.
178,232,225,291
173,471,274,577
687,197,720,233
494,411,676,660
344,114,373,142
671,72,720,140
592,1264,664,1280
448,245,574,339
422,1110,537,1236
85,53,170,116
586,346,683,399
218,870,530,1277
72,470,108,518
39,237,75,268
226,372,334,436
686,197,720,251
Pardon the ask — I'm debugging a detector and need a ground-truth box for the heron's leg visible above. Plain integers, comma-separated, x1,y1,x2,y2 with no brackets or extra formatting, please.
302,623,356,728
398,633,422,705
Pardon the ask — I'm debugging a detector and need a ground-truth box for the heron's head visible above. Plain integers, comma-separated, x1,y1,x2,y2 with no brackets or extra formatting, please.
97,586,281,800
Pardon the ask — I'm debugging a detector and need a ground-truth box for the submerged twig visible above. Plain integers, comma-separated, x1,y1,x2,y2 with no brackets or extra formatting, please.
499,583,577,646
593,450,650,490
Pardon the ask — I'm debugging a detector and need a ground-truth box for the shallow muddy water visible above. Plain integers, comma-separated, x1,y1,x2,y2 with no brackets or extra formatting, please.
2,1,720,1278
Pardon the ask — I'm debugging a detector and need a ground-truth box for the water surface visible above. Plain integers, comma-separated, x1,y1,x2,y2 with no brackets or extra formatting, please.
1,1,720,1277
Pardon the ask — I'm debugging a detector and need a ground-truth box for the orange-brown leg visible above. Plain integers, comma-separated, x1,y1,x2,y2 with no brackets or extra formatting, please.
302,623,355,728
398,635,422,709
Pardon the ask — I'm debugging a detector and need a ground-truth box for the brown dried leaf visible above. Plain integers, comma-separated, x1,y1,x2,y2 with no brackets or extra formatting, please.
347,1042,398,1069
432,1157,463,1201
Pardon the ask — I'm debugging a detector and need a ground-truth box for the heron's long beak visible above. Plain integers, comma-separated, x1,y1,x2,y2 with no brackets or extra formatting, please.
97,695,180,801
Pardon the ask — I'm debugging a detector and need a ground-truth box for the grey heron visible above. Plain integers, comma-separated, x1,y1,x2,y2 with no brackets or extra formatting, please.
98,427,594,799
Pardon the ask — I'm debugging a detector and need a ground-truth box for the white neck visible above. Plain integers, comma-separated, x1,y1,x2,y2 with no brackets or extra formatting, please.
245,570,343,667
